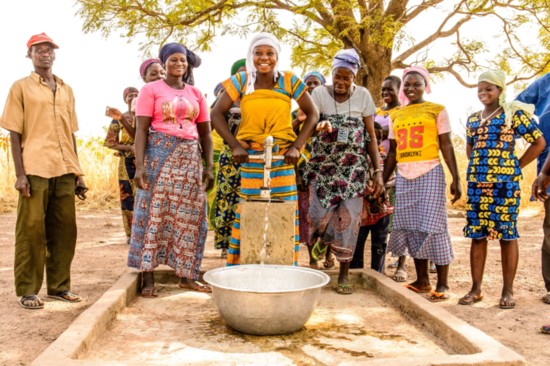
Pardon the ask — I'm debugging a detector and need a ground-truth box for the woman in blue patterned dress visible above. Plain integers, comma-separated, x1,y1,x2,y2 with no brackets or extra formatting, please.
459,70,545,308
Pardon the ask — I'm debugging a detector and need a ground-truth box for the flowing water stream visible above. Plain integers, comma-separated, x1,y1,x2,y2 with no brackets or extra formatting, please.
259,196,271,264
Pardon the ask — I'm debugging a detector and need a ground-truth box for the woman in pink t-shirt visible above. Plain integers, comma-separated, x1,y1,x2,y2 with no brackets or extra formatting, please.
128,42,214,296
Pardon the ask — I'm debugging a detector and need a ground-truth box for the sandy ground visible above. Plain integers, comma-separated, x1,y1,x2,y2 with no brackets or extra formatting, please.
0,209,549,365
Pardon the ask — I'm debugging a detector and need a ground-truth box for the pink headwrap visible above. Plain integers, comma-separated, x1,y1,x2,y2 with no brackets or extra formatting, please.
398,66,432,106
139,58,161,79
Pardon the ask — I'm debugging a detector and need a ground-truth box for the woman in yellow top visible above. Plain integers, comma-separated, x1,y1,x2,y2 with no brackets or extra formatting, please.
384,66,461,302
211,32,318,265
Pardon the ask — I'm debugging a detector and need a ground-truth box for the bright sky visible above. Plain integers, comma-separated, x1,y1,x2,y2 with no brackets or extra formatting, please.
0,0,488,139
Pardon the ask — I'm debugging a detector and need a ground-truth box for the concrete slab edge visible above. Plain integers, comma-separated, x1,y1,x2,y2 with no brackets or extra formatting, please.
359,269,525,365
32,267,525,366
32,270,140,366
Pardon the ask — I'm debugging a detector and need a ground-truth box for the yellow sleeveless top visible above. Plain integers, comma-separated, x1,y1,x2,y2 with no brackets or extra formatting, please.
390,102,444,163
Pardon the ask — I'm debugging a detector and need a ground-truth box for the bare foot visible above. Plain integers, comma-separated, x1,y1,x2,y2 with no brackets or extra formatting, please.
309,261,319,270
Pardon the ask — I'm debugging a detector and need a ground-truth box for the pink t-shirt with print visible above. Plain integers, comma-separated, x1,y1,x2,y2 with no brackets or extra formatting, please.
135,79,209,139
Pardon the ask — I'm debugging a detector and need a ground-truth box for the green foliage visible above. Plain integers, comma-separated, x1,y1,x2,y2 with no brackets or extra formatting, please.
76,0,550,94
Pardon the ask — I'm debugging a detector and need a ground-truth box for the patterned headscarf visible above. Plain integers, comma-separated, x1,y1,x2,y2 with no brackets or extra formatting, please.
123,87,138,102
139,58,161,80
478,70,535,129
158,42,202,85
245,32,281,95
332,49,361,75
231,58,246,76
398,66,432,106
303,71,326,85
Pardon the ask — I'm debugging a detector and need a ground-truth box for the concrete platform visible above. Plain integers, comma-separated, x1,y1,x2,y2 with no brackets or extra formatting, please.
32,269,525,366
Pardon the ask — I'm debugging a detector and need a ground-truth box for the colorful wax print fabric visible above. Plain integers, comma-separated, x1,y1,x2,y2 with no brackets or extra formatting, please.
214,146,241,250
464,181,520,240
466,110,542,182
128,131,208,280
304,113,370,208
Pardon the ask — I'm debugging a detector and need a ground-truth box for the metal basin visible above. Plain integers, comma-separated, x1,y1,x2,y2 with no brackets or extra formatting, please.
204,265,330,335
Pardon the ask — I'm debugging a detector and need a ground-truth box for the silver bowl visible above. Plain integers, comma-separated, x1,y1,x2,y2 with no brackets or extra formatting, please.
204,265,330,335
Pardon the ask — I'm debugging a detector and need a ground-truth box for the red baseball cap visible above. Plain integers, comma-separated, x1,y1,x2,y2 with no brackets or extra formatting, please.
27,33,59,49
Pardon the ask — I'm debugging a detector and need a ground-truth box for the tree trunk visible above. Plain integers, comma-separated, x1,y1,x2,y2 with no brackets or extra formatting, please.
356,43,393,108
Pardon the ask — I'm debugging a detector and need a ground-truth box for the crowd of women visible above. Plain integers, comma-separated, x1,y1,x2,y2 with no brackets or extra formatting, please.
102,32,550,332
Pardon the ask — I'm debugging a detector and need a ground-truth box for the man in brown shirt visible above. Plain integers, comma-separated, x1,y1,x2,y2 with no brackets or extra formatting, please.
0,33,88,309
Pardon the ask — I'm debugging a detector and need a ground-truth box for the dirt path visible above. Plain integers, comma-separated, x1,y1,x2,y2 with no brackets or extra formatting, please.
0,209,548,365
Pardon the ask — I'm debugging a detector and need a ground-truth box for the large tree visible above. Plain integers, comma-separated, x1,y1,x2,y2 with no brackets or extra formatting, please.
76,0,550,95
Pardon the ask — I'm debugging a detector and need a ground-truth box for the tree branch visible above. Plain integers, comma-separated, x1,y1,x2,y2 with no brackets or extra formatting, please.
402,0,444,24
394,3,474,65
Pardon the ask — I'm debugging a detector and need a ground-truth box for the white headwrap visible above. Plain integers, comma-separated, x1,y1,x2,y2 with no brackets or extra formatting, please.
478,70,535,129
245,32,281,95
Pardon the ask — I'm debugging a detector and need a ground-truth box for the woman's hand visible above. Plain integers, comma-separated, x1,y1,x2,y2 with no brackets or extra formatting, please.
203,166,214,192
450,179,462,204
75,176,89,200
232,145,249,164
284,145,301,165
296,168,307,192
105,106,122,121
134,167,148,190
533,173,550,201
316,120,333,133
370,172,385,198
15,175,31,198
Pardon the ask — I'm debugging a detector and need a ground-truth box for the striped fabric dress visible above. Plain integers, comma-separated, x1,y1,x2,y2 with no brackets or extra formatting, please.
227,145,300,265
220,70,307,265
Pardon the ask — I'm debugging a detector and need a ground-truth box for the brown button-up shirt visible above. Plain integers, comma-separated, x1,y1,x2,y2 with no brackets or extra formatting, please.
0,72,83,178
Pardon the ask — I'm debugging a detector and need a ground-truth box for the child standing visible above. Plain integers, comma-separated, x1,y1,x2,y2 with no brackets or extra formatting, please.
350,122,394,272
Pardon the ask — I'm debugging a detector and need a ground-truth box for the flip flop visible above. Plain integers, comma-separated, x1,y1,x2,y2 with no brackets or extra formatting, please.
458,293,483,305
541,324,550,334
404,283,432,294
179,281,212,293
392,268,408,282
47,291,82,303
335,284,353,295
542,292,550,304
19,295,44,310
499,296,516,309
428,290,450,302
75,185,89,201
141,287,158,298
311,240,328,261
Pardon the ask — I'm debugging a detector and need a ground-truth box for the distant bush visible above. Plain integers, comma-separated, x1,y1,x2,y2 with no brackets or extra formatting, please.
0,133,119,212
0,132,542,216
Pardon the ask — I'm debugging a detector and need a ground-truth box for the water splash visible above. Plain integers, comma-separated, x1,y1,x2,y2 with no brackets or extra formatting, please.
259,197,271,265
